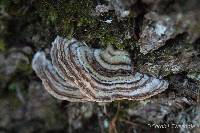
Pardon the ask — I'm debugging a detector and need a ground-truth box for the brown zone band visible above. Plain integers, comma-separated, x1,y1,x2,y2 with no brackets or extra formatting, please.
93,79,168,102
33,58,87,101
43,79,89,101
57,39,96,100
43,61,87,99
71,44,135,85
67,42,157,101
45,63,79,91
51,42,75,82
70,44,151,92
50,42,90,99
87,49,133,77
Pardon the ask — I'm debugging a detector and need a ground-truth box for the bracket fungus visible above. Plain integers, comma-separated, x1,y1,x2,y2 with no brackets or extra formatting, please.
32,36,169,102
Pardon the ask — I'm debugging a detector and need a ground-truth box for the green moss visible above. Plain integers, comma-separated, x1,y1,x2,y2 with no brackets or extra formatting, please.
0,39,6,51
38,0,95,36
37,0,136,50
2,0,137,51
101,34,119,46
77,17,96,27
7,95,21,110
47,9,58,24
0,0,9,6
0,82,22,109
8,81,25,92
16,62,32,75
8,82,18,92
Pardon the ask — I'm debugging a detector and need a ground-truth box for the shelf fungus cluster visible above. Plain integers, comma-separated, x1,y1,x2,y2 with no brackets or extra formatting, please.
32,36,169,102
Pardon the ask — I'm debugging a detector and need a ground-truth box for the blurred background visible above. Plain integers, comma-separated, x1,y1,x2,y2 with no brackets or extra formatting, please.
0,0,200,133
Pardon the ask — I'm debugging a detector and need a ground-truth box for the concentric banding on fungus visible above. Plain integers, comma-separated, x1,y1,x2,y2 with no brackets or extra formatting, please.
32,52,91,102
32,36,169,102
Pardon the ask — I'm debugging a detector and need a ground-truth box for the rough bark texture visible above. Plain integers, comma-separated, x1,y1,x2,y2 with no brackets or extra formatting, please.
0,0,199,133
